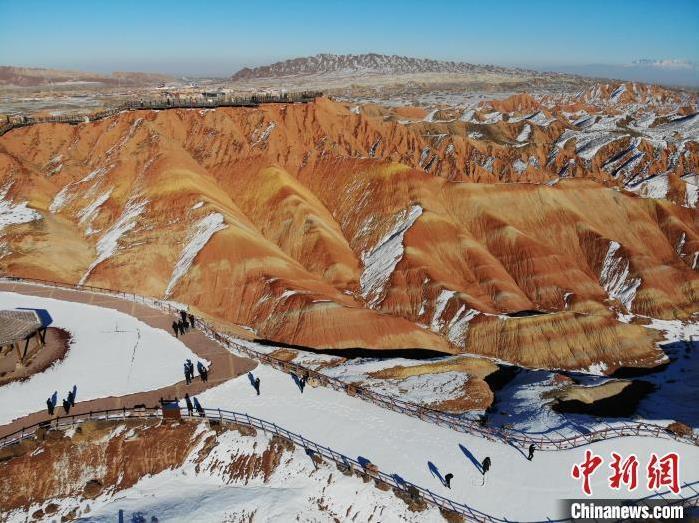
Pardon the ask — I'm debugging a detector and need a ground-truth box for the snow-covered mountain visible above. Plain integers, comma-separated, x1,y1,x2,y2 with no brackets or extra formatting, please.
231,53,542,80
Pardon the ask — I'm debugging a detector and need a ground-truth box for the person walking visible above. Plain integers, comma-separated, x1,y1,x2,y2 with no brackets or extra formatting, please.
202,367,208,383
180,310,187,323
188,313,195,329
67,389,75,407
62,398,71,415
481,456,491,485
185,393,194,416
444,473,454,489
193,397,204,417
527,444,535,461
46,397,54,416
184,361,192,385
172,321,179,337
197,361,206,382
254,377,261,396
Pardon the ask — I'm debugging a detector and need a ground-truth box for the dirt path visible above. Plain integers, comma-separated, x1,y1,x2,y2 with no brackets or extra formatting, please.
0,281,256,439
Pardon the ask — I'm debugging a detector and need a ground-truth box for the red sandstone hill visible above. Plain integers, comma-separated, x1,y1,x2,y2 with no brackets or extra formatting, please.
0,96,696,373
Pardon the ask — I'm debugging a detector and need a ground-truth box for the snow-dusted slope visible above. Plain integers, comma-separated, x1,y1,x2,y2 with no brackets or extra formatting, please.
196,340,699,521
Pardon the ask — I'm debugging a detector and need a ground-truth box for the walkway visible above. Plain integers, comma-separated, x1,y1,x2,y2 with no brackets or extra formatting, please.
0,280,256,439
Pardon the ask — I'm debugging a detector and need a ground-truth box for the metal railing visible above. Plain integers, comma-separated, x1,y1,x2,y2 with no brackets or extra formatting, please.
0,91,322,137
1,406,695,522
1,275,697,452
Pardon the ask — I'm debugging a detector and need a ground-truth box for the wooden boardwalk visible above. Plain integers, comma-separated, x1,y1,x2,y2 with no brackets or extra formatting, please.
0,281,256,438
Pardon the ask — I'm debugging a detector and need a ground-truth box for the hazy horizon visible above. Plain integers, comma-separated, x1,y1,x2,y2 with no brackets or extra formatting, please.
1,0,698,86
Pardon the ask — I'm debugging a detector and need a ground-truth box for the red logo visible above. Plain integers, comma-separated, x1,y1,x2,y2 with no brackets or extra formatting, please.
572,451,681,496
609,452,639,491
647,452,680,495
572,449,604,496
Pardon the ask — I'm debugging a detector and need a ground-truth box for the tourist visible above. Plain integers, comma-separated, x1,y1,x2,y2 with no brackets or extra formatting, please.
188,313,195,329
67,389,75,407
184,361,192,385
46,397,54,416
527,444,535,461
444,473,454,489
185,393,194,416
193,397,205,417
482,456,491,475
172,321,179,337
62,398,71,415
254,377,261,396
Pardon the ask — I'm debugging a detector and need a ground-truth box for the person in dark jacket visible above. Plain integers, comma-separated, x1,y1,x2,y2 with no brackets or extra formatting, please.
188,313,195,329
197,361,206,382
62,398,71,415
202,367,208,383
185,393,194,416
172,321,179,337
254,377,261,395
193,397,205,417
46,397,54,415
180,310,187,323
527,444,535,461
184,361,192,384
482,457,491,475
67,389,75,407
444,473,454,489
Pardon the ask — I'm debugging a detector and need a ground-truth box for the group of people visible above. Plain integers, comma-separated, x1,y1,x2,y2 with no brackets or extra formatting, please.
45,385,77,416
438,444,536,490
183,359,209,384
172,310,196,338
184,393,205,417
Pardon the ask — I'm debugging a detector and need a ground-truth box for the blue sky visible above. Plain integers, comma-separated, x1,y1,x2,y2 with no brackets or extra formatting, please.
1,0,698,76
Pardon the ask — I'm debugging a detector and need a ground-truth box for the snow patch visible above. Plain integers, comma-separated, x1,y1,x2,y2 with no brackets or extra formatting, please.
360,205,423,307
165,212,227,297
80,198,148,285
599,241,641,310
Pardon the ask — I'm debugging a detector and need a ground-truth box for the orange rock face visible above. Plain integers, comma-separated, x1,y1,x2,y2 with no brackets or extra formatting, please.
0,94,696,372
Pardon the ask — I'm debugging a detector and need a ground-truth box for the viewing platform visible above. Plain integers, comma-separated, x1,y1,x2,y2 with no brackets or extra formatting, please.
0,91,323,137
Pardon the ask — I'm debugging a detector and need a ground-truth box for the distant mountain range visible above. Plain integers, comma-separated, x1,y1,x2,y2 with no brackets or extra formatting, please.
0,66,174,88
231,53,552,81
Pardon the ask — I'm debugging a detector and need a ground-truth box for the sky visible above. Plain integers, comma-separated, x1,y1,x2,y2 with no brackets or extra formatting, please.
1,0,698,81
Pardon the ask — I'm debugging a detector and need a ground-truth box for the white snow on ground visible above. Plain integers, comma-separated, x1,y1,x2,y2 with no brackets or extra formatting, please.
79,197,148,284
251,122,276,147
512,158,528,173
682,174,698,208
77,189,111,227
360,205,423,306
194,343,699,521
423,108,439,122
516,123,531,142
0,182,42,232
628,173,670,200
20,424,442,523
0,292,203,426
609,83,627,103
599,241,641,310
165,212,227,297
446,306,479,346
430,289,456,331
48,165,112,214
